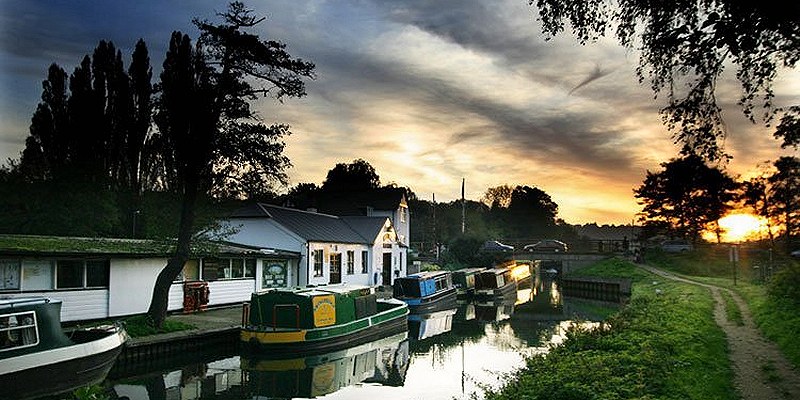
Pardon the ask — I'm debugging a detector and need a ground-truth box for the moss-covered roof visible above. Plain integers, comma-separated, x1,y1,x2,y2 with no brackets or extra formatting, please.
0,234,296,258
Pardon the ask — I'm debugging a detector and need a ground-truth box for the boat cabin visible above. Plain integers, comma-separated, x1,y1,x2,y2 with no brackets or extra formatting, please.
474,268,517,298
451,267,485,296
246,284,378,330
0,298,71,359
392,271,453,300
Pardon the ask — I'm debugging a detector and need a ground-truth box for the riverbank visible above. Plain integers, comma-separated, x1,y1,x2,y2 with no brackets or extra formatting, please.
485,257,736,399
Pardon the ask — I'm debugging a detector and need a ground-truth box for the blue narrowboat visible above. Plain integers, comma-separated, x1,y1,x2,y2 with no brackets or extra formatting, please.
392,271,457,313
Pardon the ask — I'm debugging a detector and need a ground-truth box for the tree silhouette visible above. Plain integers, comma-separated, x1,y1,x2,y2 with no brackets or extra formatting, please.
529,0,800,160
768,157,800,250
322,159,381,193
634,155,738,241
146,2,314,326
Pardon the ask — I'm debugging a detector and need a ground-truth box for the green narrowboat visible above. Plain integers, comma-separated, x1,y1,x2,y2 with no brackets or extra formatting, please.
241,283,408,355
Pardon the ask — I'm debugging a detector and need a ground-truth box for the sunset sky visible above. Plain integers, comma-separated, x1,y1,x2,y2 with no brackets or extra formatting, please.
1,0,797,224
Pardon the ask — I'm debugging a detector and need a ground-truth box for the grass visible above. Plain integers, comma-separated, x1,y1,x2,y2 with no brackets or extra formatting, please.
720,289,744,326
484,258,735,400
647,248,800,370
122,314,195,338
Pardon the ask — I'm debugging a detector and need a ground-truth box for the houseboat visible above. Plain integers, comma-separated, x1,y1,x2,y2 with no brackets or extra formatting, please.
392,271,457,313
0,297,128,400
451,267,485,298
474,267,518,300
240,283,408,355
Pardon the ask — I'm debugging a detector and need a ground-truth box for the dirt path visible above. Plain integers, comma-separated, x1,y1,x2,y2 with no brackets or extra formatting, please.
638,264,800,399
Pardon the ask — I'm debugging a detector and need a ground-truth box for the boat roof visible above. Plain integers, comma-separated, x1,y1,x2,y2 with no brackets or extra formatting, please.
266,283,373,297
453,267,485,275
402,270,450,281
480,267,510,275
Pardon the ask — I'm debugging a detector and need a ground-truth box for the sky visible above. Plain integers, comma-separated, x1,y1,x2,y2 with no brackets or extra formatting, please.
1,0,797,225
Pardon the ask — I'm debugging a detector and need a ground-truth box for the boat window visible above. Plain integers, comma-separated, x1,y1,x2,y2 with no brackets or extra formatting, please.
393,279,421,298
0,311,38,351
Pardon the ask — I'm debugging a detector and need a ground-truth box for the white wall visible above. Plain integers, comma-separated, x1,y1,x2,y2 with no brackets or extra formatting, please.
4,289,109,322
108,258,167,317
306,242,372,286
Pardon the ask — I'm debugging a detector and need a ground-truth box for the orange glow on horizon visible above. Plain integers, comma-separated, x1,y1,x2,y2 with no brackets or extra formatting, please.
703,213,767,243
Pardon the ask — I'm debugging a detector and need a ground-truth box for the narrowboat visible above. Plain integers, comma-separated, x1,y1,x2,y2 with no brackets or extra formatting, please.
474,267,518,299
392,271,457,313
451,267,485,298
241,283,408,355
0,297,128,400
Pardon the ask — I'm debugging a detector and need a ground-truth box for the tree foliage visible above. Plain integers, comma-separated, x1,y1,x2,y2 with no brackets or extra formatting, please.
530,0,800,160
634,155,738,241
322,158,381,193
145,2,314,326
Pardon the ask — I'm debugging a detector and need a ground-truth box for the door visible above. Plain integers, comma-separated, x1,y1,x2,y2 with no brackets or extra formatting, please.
382,253,392,285
329,253,342,284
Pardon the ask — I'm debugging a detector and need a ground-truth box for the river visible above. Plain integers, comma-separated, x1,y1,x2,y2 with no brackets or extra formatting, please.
98,275,609,400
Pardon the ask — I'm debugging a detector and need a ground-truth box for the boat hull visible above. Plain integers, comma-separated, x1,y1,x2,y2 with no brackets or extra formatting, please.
474,281,518,300
404,288,458,314
0,327,127,400
241,300,409,356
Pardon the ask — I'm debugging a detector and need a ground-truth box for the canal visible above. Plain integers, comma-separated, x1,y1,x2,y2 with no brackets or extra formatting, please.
99,276,610,400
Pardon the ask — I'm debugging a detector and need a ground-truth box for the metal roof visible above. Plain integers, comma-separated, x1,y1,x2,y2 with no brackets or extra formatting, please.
235,203,389,245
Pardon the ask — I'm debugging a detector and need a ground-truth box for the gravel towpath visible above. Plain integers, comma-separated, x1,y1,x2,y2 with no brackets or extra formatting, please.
638,264,800,399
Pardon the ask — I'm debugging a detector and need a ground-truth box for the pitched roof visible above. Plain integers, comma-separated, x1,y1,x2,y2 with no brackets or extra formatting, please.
342,216,389,243
232,203,387,244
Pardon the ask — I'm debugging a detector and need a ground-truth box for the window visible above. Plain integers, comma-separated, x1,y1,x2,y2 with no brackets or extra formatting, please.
245,259,256,278
56,260,84,289
330,253,342,275
313,249,324,277
361,251,368,274
0,260,21,291
346,251,355,275
22,260,53,291
85,260,110,288
400,207,407,223
202,257,257,281
0,312,38,351
55,259,110,289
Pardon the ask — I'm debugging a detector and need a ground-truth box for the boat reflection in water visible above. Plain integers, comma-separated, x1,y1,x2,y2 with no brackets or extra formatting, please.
242,331,410,398
407,307,457,341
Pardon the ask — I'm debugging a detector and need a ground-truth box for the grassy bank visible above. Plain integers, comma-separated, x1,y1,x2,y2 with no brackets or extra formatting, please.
646,248,800,369
485,258,735,400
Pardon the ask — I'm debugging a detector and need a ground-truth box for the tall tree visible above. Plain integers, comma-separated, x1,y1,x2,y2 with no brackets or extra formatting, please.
634,155,738,241
482,184,514,209
768,156,800,250
147,2,314,326
321,158,381,192
506,185,559,238
20,64,70,180
529,1,800,160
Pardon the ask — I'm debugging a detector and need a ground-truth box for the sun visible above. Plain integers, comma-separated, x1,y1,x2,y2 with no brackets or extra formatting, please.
706,213,766,243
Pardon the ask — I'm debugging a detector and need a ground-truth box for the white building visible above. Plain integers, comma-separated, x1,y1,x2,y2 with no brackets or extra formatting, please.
224,203,407,288
0,234,294,322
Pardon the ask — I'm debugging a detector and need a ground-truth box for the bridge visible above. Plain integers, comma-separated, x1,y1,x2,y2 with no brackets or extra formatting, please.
512,251,611,274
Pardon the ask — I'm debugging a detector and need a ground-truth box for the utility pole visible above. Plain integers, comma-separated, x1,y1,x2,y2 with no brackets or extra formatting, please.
461,178,465,234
